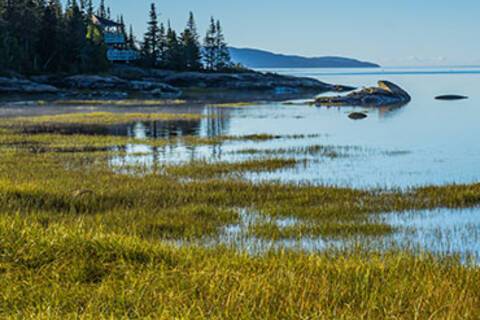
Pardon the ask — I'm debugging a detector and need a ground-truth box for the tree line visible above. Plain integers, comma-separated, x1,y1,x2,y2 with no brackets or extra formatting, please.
0,0,236,75
0,0,109,74
140,3,233,72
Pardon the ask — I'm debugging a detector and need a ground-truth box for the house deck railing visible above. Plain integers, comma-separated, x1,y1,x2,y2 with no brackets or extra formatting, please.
106,49,139,62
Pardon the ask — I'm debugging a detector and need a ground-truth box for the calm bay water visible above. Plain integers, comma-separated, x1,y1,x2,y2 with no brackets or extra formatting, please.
110,67,480,189
6,67,480,257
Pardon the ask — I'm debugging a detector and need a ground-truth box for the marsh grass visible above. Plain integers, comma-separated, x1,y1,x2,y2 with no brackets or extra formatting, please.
231,144,351,158
6,111,203,126
248,221,395,240
50,99,187,106
1,113,480,318
161,158,300,179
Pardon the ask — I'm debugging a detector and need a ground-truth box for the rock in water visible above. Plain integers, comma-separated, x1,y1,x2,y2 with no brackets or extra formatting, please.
348,112,368,120
316,80,411,107
435,95,468,100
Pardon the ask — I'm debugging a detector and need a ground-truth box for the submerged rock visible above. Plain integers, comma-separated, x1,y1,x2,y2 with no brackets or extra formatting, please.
0,77,59,94
316,80,411,107
435,95,468,100
348,112,368,120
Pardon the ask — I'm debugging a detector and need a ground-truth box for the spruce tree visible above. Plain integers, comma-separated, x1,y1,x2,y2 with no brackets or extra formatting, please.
37,0,60,71
0,0,7,71
141,2,159,67
180,12,202,70
98,0,106,18
165,23,182,70
214,20,231,71
127,24,136,50
157,22,167,67
64,0,88,72
203,17,217,71
86,0,93,18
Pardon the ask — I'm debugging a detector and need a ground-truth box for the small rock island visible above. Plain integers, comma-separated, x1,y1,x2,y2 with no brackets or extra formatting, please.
316,81,411,107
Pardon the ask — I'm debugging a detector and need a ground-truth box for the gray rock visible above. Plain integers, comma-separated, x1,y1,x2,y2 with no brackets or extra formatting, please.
111,65,352,94
348,112,368,120
316,81,411,107
63,75,129,90
52,75,182,98
130,80,182,97
161,71,350,93
0,77,59,94
435,95,468,100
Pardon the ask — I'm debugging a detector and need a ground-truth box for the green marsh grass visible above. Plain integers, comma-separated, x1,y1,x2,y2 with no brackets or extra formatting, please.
0,113,480,318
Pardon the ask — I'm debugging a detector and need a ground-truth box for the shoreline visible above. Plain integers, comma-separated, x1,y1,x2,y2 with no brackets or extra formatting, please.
0,66,354,105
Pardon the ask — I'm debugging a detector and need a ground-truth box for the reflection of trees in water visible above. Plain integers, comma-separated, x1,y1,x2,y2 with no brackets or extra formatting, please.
202,106,230,138
126,106,231,139
112,107,233,167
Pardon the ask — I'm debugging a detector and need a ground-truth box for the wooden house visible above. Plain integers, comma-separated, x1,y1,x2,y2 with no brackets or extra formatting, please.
91,15,139,63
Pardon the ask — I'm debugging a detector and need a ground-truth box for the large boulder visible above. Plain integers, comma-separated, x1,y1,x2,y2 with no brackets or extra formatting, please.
315,80,411,107
0,77,59,94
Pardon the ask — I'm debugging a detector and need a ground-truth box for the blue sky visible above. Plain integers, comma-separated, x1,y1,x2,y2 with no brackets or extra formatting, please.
71,0,480,66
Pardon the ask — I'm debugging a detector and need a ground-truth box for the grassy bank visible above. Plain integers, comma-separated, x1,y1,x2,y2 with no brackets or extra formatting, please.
0,112,480,318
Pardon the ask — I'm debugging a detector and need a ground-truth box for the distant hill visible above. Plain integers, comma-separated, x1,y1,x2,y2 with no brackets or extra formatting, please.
229,47,380,68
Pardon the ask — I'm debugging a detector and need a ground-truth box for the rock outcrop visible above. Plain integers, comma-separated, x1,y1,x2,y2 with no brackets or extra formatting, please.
0,77,59,94
0,66,353,100
38,75,183,98
348,112,368,120
316,81,411,107
111,65,353,94
435,95,468,101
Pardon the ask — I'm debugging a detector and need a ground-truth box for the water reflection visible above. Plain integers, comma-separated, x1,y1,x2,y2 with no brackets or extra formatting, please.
377,208,480,262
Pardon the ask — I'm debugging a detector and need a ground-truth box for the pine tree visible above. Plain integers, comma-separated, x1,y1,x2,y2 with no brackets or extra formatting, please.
37,0,60,71
203,17,217,71
0,0,8,71
98,0,106,18
127,24,136,50
214,20,231,71
86,0,93,18
165,22,182,70
157,22,167,67
141,2,159,67
119,15,127,39
180,12,202,70
64,0,88,72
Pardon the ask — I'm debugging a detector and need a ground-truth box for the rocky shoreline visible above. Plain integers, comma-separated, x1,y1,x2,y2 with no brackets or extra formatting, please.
0,66,354,102
315,81,411,107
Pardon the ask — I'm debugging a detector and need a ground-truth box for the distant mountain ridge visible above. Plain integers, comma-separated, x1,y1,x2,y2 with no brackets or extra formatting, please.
229,47,380,68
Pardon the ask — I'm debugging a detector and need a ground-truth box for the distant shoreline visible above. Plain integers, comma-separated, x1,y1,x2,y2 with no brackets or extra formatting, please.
229,47,380,69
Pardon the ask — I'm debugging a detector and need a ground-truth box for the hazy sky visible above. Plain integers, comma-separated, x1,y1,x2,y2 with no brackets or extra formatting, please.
73,0,480,66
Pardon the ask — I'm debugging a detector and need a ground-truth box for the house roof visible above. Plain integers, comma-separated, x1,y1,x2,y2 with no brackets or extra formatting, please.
92,15,122,28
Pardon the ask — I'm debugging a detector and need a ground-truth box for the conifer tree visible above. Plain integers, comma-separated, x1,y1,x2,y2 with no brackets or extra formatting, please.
37,0,60,71
165,22,182,70
141,2,159,67
203,17,217,71
157,22,167,67
214,20,231,71
86,0,93,18
64,0,88,71
180,12,202,70
98,0,106,18
127,24,136,50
